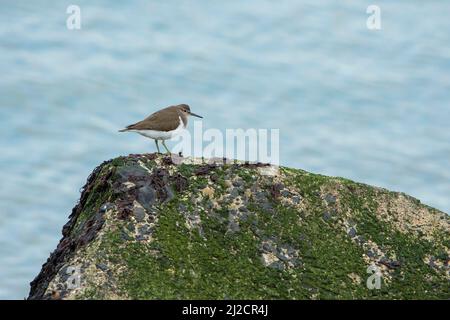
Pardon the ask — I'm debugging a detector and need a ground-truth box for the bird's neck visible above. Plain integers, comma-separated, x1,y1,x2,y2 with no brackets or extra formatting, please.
179,113,188,128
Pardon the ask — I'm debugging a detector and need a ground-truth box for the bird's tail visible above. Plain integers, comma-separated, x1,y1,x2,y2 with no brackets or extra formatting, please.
118,128,128,132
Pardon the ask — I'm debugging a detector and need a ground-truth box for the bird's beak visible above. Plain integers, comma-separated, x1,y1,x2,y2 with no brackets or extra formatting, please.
189,111,203,118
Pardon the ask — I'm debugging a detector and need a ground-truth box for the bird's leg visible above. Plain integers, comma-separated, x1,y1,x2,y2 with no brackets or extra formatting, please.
155,140,161,154
162,140,171,154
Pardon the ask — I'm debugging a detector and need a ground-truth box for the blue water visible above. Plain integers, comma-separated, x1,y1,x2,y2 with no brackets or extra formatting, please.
1,0,449,299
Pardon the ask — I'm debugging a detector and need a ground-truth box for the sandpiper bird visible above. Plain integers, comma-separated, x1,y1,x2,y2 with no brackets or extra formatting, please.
119,104,202,153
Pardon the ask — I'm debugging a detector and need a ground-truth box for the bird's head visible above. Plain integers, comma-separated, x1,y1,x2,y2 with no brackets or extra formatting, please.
178,104,203,118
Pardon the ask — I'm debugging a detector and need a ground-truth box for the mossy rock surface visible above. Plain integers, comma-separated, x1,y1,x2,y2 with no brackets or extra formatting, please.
28,154,450,300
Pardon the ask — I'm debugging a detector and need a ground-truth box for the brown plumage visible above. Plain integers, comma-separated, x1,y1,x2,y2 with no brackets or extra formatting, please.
119,105,189,132
118,104,203,154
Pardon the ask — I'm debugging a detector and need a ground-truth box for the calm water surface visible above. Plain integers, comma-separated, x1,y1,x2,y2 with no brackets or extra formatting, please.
1,1,449,298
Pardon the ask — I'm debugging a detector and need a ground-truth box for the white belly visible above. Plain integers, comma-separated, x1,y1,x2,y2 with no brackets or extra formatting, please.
131,117,185,140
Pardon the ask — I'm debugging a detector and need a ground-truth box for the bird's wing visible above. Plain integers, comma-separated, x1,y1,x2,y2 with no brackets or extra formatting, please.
123,107,181,132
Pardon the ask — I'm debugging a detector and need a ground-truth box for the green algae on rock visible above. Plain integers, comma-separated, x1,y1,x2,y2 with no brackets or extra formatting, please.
28,154,450,300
